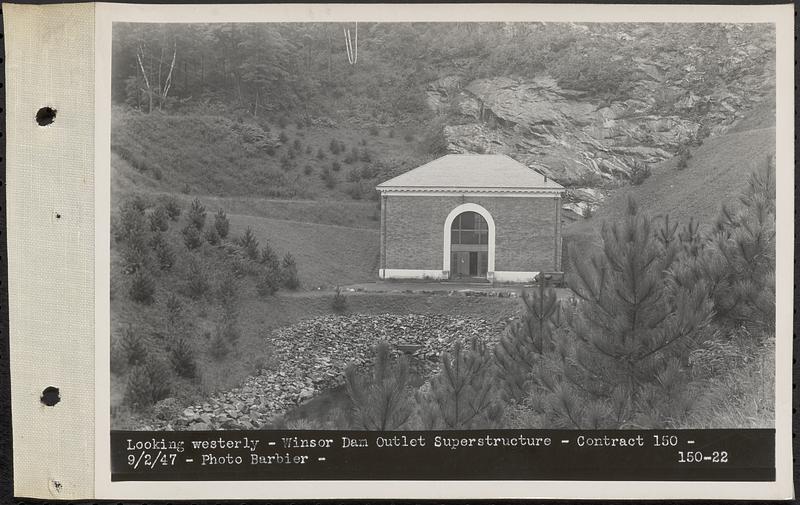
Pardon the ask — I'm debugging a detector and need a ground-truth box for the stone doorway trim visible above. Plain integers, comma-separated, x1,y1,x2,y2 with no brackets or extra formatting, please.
442,203,496,280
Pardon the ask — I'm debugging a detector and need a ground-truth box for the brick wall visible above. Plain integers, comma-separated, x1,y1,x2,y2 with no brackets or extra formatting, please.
383,194,561,273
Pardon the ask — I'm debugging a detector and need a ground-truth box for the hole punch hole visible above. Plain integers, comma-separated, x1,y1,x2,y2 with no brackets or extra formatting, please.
36,107,57,127
40,386,60,406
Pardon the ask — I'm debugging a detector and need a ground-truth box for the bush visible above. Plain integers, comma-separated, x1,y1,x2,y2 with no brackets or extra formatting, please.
675,146,691,170
214,209,230,239
332,286,347,313
149,206,170,232
332,161,341,172
170,338,197,379
125,359,172,410
369,125,379,136
151,234,175,270
204,227,220,245
216,275,239,310
114,198,149,244
329,139,341,155
316,148,326,160
256,267,281,296
403,132,414,143
182,224,203,250
279,131,289,143
188,197,207,230
114,326,149,373
345,342,413,430
629,161,651,185
260,242,280,270
162,197,182,221
281,252,300,289
208,331,230,360
303,164,313,175
129,269,156,304
185,259,209,299
293,139,302,151
321,166,336,189
238,227,260,260
344,148,358,164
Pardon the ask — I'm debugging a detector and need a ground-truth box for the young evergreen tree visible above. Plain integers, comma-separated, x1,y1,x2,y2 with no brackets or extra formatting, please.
532,199,712,428
188,197,207,230
238,227,260,261
417,338,503,429
214,208,230,239
345,342,413,430
672,157,775,331
281,252,300,289
494,283,564,401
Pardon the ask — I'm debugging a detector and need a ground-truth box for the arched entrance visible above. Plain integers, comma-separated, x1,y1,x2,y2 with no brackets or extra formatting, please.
443,203,495,281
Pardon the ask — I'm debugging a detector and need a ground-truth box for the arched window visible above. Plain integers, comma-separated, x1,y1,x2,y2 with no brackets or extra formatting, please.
451,211,488,245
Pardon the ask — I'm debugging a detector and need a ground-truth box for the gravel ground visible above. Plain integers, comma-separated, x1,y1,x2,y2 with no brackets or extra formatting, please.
145,313,507,430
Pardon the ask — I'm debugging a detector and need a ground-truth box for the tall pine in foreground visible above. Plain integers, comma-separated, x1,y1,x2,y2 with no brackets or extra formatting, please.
533,199,712,428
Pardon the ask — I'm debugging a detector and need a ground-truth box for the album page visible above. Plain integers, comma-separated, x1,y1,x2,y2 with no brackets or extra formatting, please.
4,2,794,500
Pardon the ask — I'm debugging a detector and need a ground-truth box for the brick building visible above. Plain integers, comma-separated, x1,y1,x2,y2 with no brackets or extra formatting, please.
376,154,564,283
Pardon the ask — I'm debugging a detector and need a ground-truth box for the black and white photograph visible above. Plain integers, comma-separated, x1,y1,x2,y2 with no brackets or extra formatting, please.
108,20,777,434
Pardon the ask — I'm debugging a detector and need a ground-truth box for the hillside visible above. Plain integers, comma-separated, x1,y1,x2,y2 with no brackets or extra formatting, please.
563,125,776,247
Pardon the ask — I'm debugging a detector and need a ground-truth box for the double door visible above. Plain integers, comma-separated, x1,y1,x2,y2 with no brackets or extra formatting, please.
451,251,488,279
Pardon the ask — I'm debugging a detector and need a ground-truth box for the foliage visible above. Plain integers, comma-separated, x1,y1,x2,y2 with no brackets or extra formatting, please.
125,359,172,410
129,269,156,304
281,252,300,290
149,205,170,232
188,197,207,230
185,259,210,299
150,232,175,270
162,197,182,221
204,226,220,245
182,224,204,250
345,342,413,430
416,338,503,429
494,285,563,401
111,326,149,374
208,331,230,360
170,338,198,379
629,161,651,185
332,286,347,312
671,157,775,331
214,208,230,239
531,199,713,428
238,227,260,261
256,267,281,296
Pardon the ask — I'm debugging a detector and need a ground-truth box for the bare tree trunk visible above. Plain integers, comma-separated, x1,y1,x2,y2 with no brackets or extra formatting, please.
136,43,154,113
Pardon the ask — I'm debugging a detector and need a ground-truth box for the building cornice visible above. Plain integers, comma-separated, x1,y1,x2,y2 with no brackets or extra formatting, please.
377,186,564,197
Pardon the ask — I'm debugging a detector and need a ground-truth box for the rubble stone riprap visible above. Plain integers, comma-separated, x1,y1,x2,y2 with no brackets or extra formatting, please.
148,314,507,431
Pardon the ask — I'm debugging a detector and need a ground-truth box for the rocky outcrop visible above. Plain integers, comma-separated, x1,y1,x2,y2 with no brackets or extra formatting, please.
427,28,774,214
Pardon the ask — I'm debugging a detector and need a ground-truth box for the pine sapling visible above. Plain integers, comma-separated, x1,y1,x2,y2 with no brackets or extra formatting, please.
346,342,413,430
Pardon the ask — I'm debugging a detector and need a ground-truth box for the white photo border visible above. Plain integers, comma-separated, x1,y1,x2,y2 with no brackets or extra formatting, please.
94,3,794,500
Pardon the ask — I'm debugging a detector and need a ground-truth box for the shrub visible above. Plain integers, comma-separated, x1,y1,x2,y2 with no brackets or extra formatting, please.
129,269,156,304
332,161,341,172
238,227,260,260
219,319,240,343
185,259,209,299
120,235,151,275
162,198,182,221
403,132,414,143
305,145,312,154
316,148,326,160
125,359,171,410
114,198,148,244
256,267,281,296
278,116,289,129
388,129,395,139
629,161,651,185
329,139,341,155
164,293,183,325
279,131,289,144
116,326,149,369
360,148,371,162
151,234,175,270
293,139,302,151
280,154,292,171
265,145,276,157
260,242,280,270
675,146,691,170
208,331,230,360
188,197,207,230
182,224,203,250
345,342,413,430
204,227,220,245
216,275,239,310
321,166,336,189
369,125,379,136
417,338,503,429
281,252,300,289
332,286,347,313
344,148,358,164
170,338,197,379
149,206,170,232
303,164,313,175
213,209,229,239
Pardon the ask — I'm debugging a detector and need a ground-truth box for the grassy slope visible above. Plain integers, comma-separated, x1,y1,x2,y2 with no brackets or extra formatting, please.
226,213,380,289
564,126,776,247
111,107,429,201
